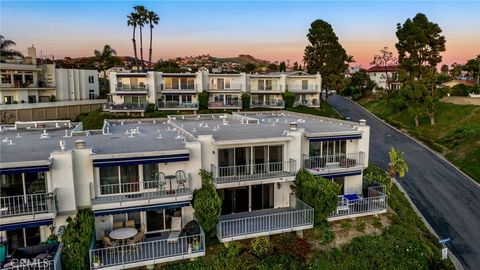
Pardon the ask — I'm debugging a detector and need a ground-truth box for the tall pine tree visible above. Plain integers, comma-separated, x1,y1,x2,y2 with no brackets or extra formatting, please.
304,19,348,96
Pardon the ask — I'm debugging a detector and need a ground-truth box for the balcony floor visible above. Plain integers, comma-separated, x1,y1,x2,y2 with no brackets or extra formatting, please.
92,235,204,270
91,189,192,205
218,207,313,242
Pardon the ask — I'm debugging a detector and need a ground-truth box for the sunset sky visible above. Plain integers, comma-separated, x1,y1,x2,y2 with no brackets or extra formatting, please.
1,1,479,68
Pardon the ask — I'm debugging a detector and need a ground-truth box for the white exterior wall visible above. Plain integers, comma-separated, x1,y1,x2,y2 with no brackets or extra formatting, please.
50,150,77,214
343,175,363,194
72,148,95,208
55,69,99,101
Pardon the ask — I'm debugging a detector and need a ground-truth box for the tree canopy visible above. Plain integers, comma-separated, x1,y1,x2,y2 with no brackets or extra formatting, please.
304,19,348,91
395,13,446,84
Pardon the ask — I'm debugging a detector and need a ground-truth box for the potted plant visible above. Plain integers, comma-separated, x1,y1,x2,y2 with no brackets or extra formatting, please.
192,237,201,251
47,225,58,244
92,255,101,268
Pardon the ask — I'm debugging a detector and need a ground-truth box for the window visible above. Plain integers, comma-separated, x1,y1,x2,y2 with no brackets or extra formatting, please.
88,76,95,84
6,227,41,253
28,95,37,103
24,74,34,85
302,80,308,90
257,80,265,90
1,73,11,84
3,96,13,104
99,166,120,194
143,163,158,189
146,207,182,232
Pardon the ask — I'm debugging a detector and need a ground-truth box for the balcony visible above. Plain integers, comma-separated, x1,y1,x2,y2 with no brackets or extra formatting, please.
211,159,296,188
288,84,320,93
207,100,242,109
249,85,282,93
250,100,285,109
293,99,320,107
161,84,197,93
217,195,314,242
304,152,365,176
0,189,58,224
208,84,243,92
115,84,149,94
328,182,388,221
157,101,199,110
89,230,205,269
1,243,63,270
90,178,193,211
102,102,148,113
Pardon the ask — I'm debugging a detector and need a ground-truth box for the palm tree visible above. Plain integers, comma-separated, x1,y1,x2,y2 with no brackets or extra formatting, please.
127,12,140,70
0,35,23,59
94,45,117,82
134,5,147,71
387,147,409,190
146,10,159,69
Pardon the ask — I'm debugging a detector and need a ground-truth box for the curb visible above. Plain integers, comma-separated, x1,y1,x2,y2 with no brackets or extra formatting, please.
330,96,471,269
340,97,480,188
393,178,464,270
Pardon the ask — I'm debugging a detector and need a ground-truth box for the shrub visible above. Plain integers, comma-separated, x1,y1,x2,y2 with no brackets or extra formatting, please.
241,93,250,109
61,209,95,270
317,222,335,244
340,220,352,230
282,91,296,108
372,216,383,229
355,220,367,232
294,169,340,223
272,233,311,260
198,91,210,110
146,103,155,112
193,170,222,238
249,236,273,258
450,84,470,96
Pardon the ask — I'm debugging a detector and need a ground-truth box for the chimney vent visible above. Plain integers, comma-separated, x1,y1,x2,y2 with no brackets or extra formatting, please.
359,119,366,126
75,139,86,149
290,122,298,131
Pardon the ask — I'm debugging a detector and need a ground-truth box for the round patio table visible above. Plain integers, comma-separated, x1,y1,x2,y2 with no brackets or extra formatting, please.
109,227,137,244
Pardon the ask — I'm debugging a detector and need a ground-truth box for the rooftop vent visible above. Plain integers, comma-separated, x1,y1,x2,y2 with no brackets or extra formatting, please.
59,140,66,151
75,139,86,149
290,122,298,131
359,119,367,126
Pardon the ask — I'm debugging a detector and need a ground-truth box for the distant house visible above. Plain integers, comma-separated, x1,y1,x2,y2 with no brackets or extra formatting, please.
366,65,400,92
440,79,476,88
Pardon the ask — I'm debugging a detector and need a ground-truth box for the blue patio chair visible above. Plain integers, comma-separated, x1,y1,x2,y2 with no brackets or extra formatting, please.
175,170,187,189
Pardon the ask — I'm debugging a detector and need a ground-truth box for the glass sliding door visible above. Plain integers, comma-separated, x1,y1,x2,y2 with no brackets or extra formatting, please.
253,146,267,174
219,187,249,214
0,173,24,196
146,210,164,232
99,166,119,195
143,163,158,189
24,172,46,194
235,147,250,176
120,165,139,193
251,184,274,211
269,145,283,172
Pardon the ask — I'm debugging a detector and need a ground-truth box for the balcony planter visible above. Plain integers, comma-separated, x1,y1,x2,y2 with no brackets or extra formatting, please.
92,255,101,268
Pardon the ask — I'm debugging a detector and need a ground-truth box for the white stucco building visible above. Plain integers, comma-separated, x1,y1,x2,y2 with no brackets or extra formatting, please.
0,112,386,269
0,46,99,106
366,65,401,92
106,71,322,114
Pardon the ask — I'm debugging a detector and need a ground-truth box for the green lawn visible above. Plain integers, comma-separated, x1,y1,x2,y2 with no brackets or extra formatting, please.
359,98,480,182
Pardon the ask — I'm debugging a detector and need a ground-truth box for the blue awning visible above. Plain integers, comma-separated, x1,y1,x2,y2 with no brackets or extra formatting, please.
308,134,362,142
92,153,189,167
312,170,363,178
0,165,50,175
94,201,190,216
0,219,53,231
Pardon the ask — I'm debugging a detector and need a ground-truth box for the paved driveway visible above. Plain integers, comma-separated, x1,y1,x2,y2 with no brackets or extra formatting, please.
328,95,480,270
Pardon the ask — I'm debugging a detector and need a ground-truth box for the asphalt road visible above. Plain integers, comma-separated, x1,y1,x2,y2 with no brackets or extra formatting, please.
328,95,480,270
